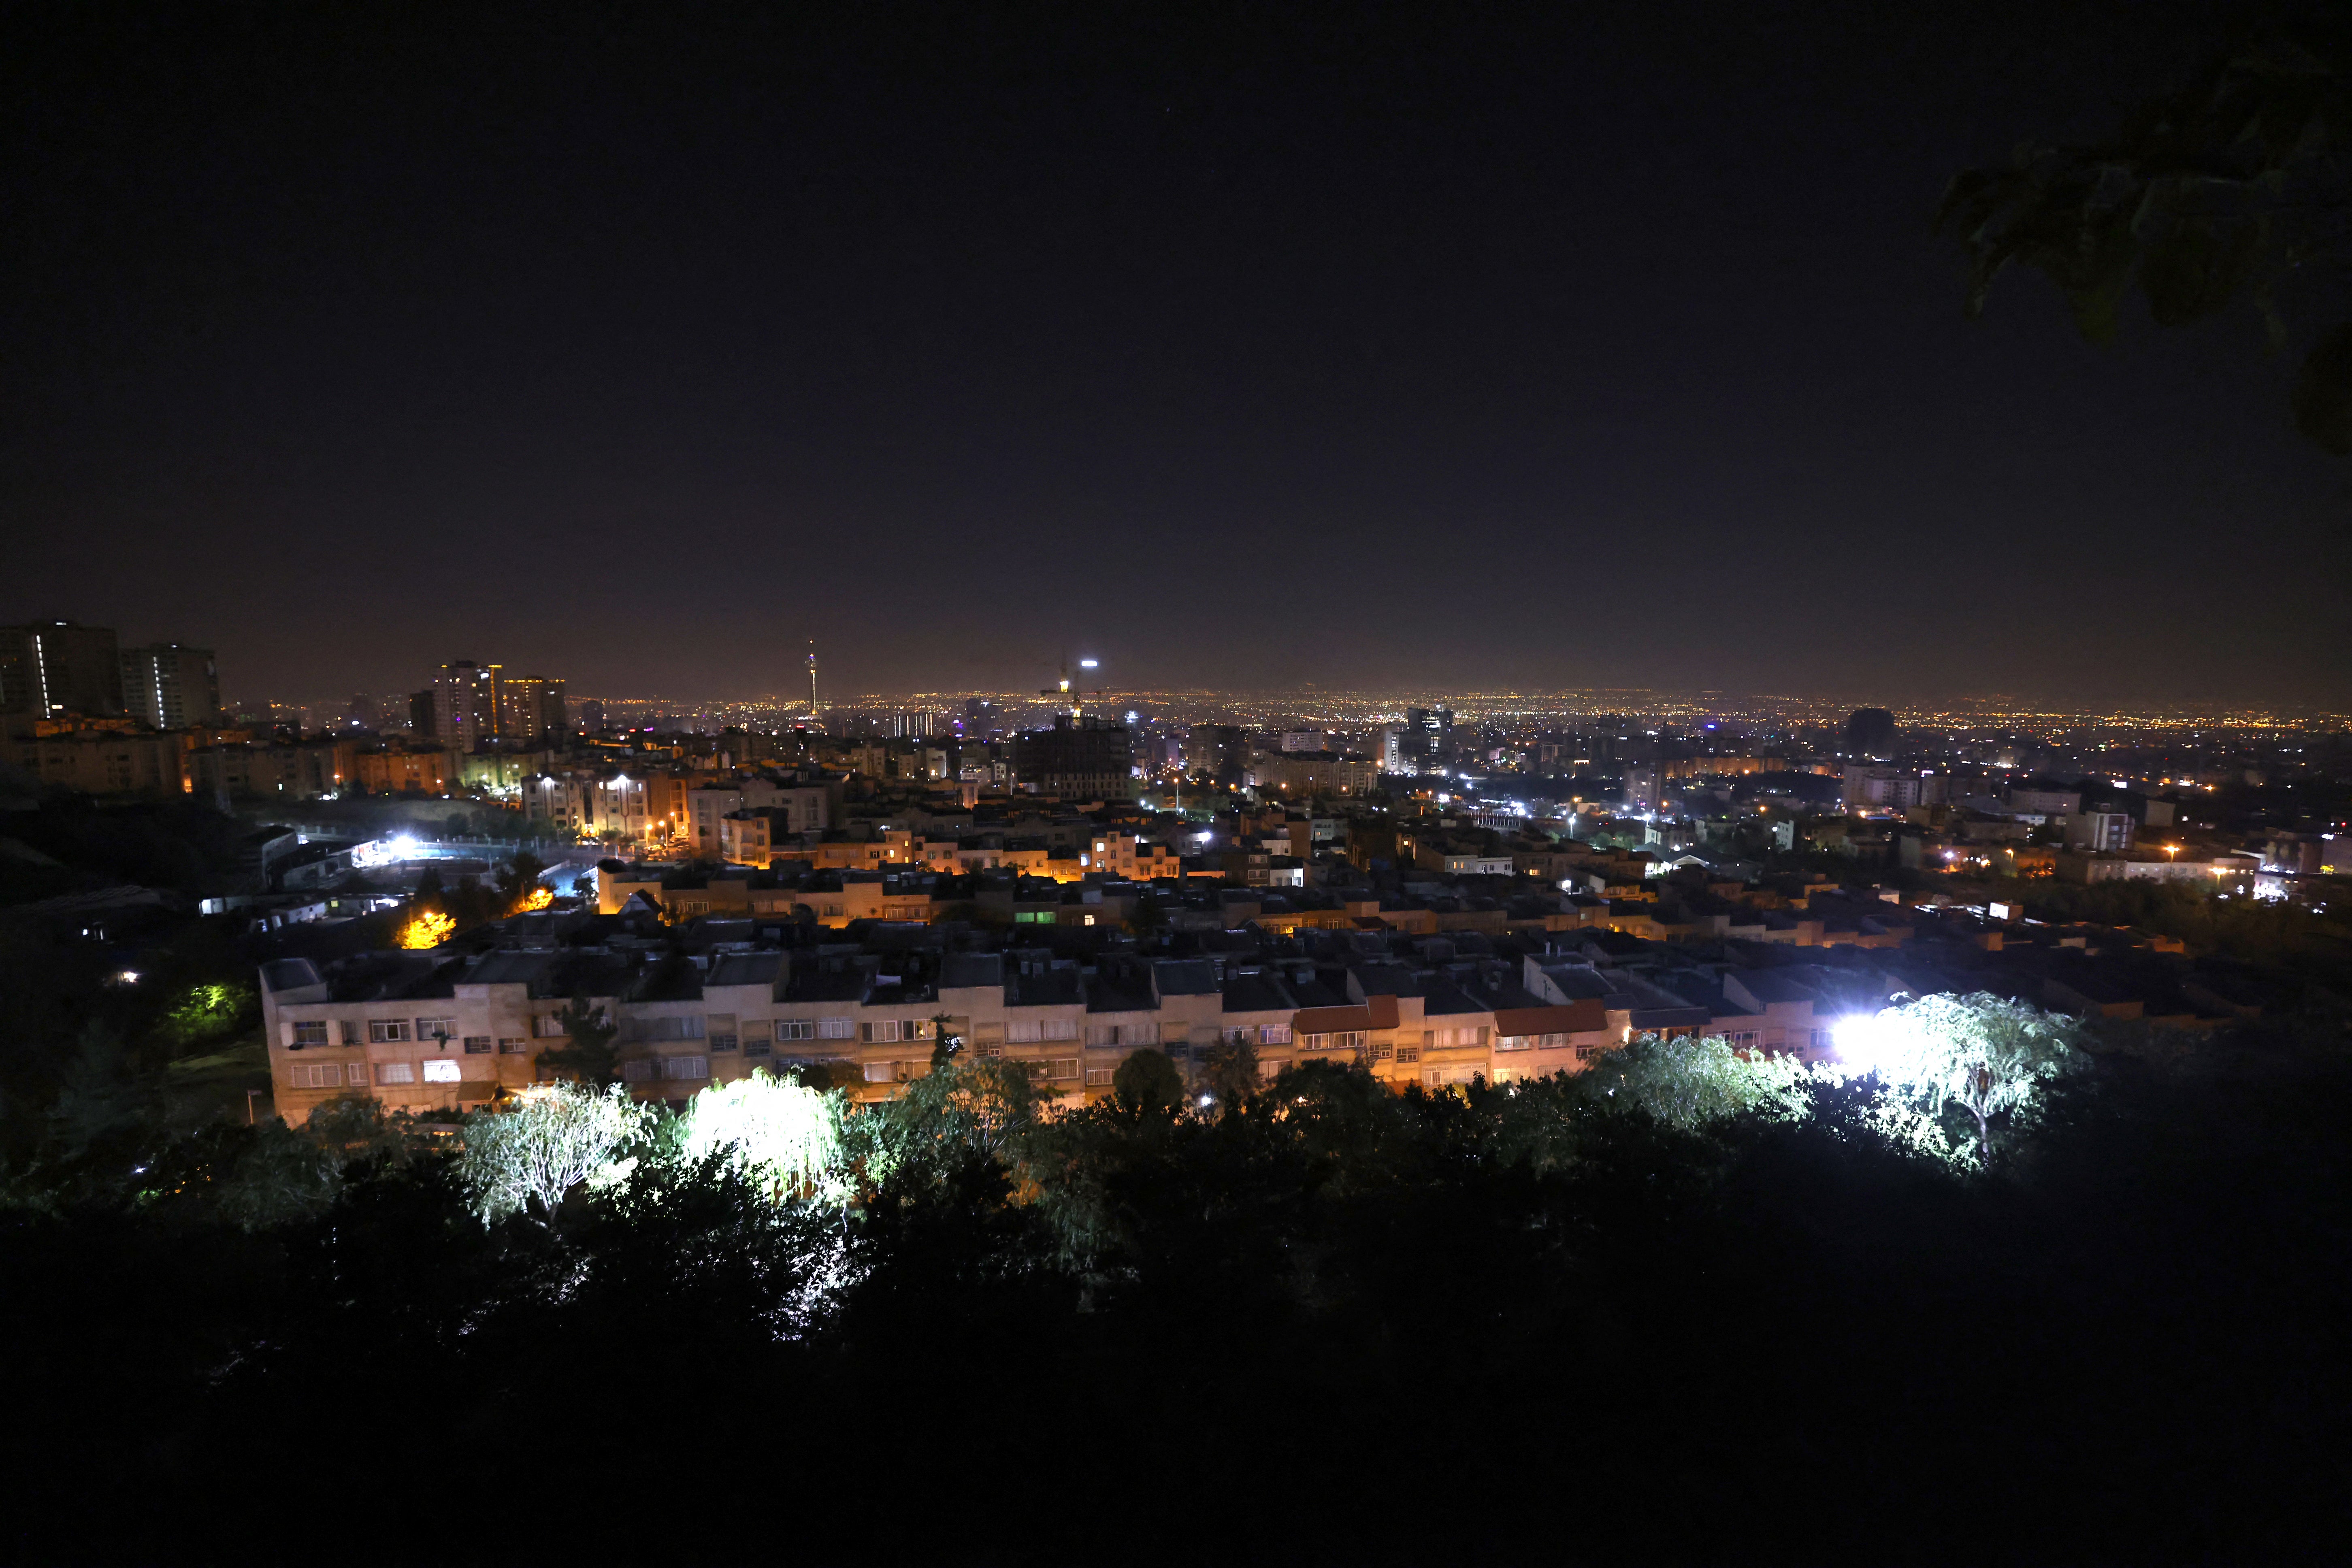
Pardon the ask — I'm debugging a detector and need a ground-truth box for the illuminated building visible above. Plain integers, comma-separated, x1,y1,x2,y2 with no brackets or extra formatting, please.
496,675,568,741
120,643,222,729
0,620,124,733
432,660,503,749
354,747,459,795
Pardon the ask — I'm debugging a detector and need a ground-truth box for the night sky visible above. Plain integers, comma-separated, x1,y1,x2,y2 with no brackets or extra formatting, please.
5,2,2345,708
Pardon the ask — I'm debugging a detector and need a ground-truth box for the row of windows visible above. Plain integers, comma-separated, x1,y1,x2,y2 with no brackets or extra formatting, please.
1494,1032,1584,1052
1299,1030,1371,1052
288,1060,464,1089
617,1056,711,1082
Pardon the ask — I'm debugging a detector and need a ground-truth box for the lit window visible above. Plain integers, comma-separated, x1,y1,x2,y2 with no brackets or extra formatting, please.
421,1059,460,1083
375,1062,415,1085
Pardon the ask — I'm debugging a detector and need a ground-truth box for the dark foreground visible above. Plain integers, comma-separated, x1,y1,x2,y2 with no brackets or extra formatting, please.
4,1040,2347,1566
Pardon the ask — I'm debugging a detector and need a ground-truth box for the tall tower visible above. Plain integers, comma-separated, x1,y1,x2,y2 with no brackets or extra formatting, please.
805,641,818,720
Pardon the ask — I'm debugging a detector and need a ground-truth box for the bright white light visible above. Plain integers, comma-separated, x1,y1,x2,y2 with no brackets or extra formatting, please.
1198,1095,1213,1107
1080,659,1099,669
390,833,421,860
1831,1013,1893,1073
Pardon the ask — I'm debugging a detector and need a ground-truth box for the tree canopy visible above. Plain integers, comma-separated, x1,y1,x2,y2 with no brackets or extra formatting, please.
1941,13,2352,449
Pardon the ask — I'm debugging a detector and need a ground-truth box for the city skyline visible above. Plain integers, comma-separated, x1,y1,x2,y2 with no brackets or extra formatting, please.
9,2,2348,709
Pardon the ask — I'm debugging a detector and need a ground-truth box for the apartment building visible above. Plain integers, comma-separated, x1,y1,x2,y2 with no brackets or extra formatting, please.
259,906,1830,1123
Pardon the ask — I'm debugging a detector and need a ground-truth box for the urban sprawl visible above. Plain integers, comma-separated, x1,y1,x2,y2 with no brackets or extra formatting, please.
4,620,2346,1123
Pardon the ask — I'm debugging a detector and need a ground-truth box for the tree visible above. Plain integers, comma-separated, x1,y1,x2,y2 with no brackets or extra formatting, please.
496,849,549,914
1201,1038,1259,1110
1577,1031,1816,1132
677,1069,847,1205
1111,1047,1185,1115
848,1055,1047,1192
1835,993,2086,1166
458,1081,649,1224
535,996,621,1085
1941,16,2352,450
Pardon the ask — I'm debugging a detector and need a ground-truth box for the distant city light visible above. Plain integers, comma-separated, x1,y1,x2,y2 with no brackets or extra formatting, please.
1079,658,1099,669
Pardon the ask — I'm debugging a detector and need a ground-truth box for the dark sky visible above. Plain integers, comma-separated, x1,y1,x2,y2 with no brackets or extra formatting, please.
5,1,2346,708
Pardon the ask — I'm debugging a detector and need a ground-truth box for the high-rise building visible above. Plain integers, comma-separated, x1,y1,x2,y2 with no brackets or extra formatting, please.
1404,706,1453,772
432,660,502,750
408,690,437,736
120,643,222,729
0,621,124,728
497,676,567,741
1012,714,1133,800
577,698,606,734
1843,708,1897,759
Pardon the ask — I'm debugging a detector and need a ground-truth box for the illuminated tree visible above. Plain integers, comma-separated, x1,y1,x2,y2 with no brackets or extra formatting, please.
458,1081,649,1225
1834,994,2086,1166
396,909,455,949
1579,1032,1817,1131
679,1069,847,1205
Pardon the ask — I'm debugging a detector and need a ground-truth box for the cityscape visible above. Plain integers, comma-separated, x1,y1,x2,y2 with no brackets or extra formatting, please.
6,3,2350,1563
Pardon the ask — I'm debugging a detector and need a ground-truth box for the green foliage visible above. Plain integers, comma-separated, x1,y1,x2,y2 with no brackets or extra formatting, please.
1840,993,2088,1166
211,1118,346,1230
1110,1047,1185,1114
1940,19,2352,450
156,980,256,1052
47,1020,148,1158
458,1083,650,1225
495,849,548,911
676,1069,849,1206
2007,876,2352,973
535,996,621,1085
1200,1038,1259,1109
846,1055,1046,1195
1575,1031,1819,1131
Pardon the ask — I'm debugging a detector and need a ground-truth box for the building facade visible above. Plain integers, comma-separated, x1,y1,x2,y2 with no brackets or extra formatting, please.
0,621,124,729
120,643,222,729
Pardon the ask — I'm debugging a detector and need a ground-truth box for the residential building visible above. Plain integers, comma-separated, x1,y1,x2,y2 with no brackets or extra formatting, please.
2062,812,2134,852
432,660,503,750
496,676,568,741
1012,715,1133,800
119,643,223,729
0,620,124,730
4,728,187,795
